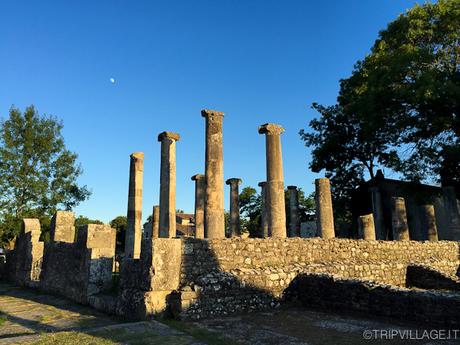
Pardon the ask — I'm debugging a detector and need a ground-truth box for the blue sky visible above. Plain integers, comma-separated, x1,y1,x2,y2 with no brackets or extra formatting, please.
0,0,421,223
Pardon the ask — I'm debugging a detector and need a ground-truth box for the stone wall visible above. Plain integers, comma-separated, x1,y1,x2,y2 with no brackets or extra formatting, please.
175,238,459,319
287,272,460,328
40,224,116,304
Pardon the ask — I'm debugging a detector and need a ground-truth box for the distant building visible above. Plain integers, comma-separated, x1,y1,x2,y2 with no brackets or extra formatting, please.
352,170,460,240
142,212,195,238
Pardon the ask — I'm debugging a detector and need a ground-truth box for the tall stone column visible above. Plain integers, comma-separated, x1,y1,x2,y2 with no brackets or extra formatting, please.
125,152,144,259
420,205,438,241
391,197,410,241
315,178,335,239
442,186,460,240
191,174,205,239
358,214,376,240
152,205,160,239
258,182,269,237
158,132,180,238
287,186,300,237
226,178,242,237
202,109,225,239
258,123,286,238
369,187,385,240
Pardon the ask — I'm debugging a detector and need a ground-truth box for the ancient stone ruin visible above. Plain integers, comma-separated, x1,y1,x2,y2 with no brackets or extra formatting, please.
2,108,460,329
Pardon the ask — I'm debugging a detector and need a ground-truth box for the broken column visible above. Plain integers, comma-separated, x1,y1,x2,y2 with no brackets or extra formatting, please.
420,205,438,241
125,152,144,259
391,197,410,240
202,109,225,239
258,123,286,238
315,178,335,239
258,181,269,237
50,211,76,243
369,187,386,240
442,186,460,240
288,186,300,237
358,214,376,240
191,174,205,239
158,132,180,238
226,178,242,237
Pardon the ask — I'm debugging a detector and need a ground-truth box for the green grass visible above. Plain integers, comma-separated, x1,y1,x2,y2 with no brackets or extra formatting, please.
0,312,7,327
161,319,242,345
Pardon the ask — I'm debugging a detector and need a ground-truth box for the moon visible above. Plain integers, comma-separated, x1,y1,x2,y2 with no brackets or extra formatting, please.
110,77,116,84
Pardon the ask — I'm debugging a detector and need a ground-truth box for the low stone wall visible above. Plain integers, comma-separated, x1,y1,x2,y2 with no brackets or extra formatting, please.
175,238,460,319
287,272,460,328
40,224,116,304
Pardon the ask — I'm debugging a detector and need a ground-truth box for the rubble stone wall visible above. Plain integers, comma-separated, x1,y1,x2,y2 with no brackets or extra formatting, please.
176,238,460,319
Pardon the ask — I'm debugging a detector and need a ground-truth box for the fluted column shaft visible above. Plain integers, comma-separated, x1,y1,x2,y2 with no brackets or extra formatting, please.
315,178,335,239
288,186,300,237
259,123,286,238
191,174,206,239
158,132,180,238
391,197,410,240
126,152,144,259
226,178,242,237
420,205,438,241
202,109,225,239
258,182,269,237
358,214,376,240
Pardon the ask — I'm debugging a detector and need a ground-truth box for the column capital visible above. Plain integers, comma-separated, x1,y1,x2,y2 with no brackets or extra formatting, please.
287,185,297,190
130,152,144,160
258,181,267,187
226,178,242,186
258,123,284,135
191,174,205,181
158,131,180,142
201,109,224,119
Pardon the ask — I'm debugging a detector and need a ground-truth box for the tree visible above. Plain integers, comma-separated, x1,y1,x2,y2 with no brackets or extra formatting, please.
301,0,460,223
110,216,127,251
239,186,262,237
0,106,90,245
339,0,460,185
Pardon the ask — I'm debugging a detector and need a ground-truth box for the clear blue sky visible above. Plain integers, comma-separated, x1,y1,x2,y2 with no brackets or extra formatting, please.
0,0,421,223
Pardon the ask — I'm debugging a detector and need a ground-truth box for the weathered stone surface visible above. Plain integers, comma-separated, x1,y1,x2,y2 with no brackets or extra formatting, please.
315,178,335,239
226,178,242,237
258,182,269,237
158,132,180,238
202,109,225,239
152,239,182,291
40,224,116,304
391,197,410,240
191,174,205,239
258,123,286,238
358,214,376,240
287,186,300,237
420,204,438,241
50,211,75,243
126,152,144,259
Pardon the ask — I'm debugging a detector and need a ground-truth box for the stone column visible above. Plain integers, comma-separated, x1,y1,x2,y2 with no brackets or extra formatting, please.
125,152,144,259
358,214,376,240
152,205,160,239
191,174,205,239
258,182,269,237
391,197,410,241
50,211,76,243
226,178,242,237
202,109,225,239
369,187,385,240
315,178,335,239
158,132,180,238
259,123,286,238
420,205,438,241
442,186,460,240
287,186,300,237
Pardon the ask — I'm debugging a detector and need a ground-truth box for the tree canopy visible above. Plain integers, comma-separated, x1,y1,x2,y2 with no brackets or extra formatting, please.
301,0,460,222
0,106,91,245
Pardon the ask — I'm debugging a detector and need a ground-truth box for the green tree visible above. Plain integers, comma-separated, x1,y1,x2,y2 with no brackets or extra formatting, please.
239,186,262,237
110,216,127,251
301,0,460,223
0,106,90,245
